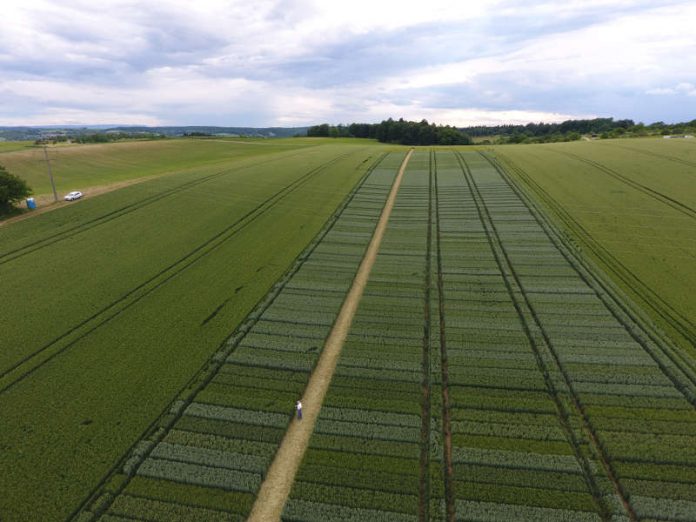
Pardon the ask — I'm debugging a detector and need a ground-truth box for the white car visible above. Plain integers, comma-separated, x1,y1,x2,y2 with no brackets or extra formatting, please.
64,191,83,201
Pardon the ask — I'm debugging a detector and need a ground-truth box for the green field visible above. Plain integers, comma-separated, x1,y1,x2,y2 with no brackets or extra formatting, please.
0,140,392,520
492,138,696,355
0,138,694,521
0,138,367,197
0,140,35,154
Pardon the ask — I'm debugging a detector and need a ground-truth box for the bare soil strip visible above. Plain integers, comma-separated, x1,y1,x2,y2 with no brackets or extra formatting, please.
247,149,414,521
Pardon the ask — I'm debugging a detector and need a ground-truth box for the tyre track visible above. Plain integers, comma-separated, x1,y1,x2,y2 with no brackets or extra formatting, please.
0,151,364,395
550,149,696,219
485,153,696,401
0,147,317,265
68,152,390,522
418,150,434,522
456,152,624,521
432,151,456,522
492,152,696,353
598,142,696,170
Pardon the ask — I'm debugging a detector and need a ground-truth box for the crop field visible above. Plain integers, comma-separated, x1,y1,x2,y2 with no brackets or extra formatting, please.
0,138,334,196
492,138,696,357
0,141,392,521
0,140,34,154
1,138,694,522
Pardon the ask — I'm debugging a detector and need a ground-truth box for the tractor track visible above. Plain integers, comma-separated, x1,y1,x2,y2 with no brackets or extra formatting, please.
418,151,434,522
0,147,317,265
597,142,696,170
67,152,390,522
486,153,696,401
0,151,363,395
551,149,696,219
492,152,696,356
457,152,625,521
432,151,456,522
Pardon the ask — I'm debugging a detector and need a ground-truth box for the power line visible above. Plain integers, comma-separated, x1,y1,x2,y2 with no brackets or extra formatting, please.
42,144,58,202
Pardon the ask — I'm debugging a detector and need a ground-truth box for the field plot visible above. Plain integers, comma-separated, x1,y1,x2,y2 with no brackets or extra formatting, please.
449,151,696,521
0,140,34,154
280,148,696,521
492,139,696,356
0,138,323,197
0,142,391,521
284,150,432,521
72,152,406,521
4,139,695,522
434,151,606,521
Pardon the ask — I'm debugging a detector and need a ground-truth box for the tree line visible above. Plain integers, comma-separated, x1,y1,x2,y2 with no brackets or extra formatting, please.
307,119,472,145
308,117,696,145
463,117,696,144
35,131,166,145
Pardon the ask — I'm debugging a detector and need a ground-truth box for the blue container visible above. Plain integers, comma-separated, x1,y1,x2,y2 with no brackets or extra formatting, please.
26,197,36,210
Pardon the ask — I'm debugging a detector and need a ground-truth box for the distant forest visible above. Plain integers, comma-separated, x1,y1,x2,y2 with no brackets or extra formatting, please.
307,119,471,145
465,117,696,143
308,117,696,145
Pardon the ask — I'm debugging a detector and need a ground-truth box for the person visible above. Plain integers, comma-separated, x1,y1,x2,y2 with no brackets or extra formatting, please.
296,400,303,420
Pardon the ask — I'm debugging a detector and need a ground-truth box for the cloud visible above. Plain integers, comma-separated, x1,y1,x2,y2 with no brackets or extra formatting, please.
647,82,696,97
0,0,695,126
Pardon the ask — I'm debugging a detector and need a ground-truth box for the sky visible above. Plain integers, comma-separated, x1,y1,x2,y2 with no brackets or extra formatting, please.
1,0,695,127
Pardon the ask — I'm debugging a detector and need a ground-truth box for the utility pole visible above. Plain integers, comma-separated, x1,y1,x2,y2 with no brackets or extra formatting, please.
43,143,58,202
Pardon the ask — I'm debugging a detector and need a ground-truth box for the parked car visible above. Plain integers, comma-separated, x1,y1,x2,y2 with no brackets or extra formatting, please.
64,191,83,201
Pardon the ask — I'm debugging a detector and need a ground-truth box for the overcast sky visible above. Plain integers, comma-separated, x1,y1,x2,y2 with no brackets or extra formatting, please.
1,0,695,127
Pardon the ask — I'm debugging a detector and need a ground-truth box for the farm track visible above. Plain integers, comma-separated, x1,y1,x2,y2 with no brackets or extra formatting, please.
432,151,456,522
492,152,696,361
247,149,414,521
0,150,364,395
418,150,434,522
599,142,696,170
0,146,318,265
69,152,391,522
487,153,696,400
456,152,624,521
551,149,696,219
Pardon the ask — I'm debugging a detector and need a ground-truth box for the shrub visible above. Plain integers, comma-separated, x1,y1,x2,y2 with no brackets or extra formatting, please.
0,164,32,214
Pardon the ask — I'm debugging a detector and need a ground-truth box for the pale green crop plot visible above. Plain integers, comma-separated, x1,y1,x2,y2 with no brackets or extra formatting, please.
493,138,696,356
0,138,333,196
0,140,34,154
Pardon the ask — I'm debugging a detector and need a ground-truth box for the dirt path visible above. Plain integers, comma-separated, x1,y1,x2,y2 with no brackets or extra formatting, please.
0,175,166,228
247,149,414,521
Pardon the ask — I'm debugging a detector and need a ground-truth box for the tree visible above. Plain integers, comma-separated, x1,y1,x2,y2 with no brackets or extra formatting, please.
0,164,32,214
307,124,330,137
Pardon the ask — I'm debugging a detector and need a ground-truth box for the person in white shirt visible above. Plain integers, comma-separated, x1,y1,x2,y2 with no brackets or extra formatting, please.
296,400,303,420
